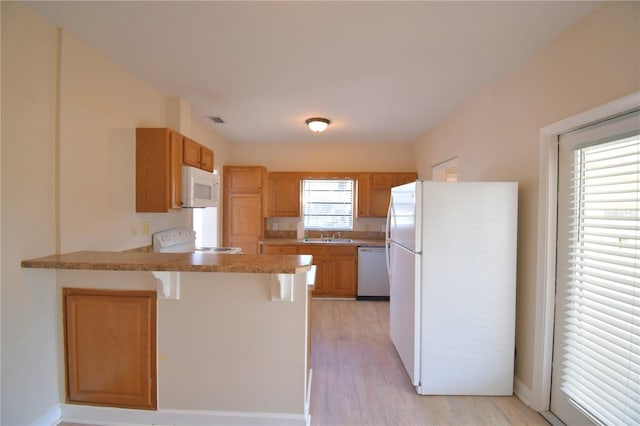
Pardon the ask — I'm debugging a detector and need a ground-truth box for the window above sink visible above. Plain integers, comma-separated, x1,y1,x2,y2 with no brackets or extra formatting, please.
302,179,354,231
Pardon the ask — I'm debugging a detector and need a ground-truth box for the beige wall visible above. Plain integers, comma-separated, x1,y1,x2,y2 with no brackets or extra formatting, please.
415,1,640,391
1,3,61,424
58,29,189,252
229,141,416,172
57,29,231,253
1,3,231,423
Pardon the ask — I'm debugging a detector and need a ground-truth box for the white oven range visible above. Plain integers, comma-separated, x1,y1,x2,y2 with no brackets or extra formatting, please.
152,228,242,254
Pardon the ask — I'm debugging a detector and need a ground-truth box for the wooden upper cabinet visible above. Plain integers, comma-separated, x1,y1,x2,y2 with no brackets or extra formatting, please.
200,146,214,172
356,174,371,218
136,128,216,212
136,128,183,212
267,172,301,217
367,172,418,217
183,137,201,168
394,173,417,186
372,172,417,188
63,288,157,410
184,138,214,172
224,166,265,192
371,173,396,189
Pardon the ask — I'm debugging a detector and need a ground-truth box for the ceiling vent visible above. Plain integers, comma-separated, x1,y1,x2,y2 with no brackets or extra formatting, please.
209,116,225,124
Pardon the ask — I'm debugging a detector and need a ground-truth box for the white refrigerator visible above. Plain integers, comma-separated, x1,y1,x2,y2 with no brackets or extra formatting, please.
386,181,518,395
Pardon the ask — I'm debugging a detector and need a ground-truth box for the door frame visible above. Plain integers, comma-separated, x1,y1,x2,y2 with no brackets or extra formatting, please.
529,91,640,412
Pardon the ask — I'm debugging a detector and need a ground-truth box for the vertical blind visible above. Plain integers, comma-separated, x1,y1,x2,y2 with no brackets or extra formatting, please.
302,179,353,230
561,130,640,425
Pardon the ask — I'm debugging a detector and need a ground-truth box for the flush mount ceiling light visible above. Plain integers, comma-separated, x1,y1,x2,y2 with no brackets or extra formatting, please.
305,117,331,133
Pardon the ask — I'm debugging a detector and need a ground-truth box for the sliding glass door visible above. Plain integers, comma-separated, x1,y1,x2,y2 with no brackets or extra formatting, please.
551,111,640,425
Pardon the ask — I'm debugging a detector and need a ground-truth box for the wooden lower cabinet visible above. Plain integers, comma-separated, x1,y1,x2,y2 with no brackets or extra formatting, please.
331,251,359,297
261,243,357,296
261,244,298,255
296,245,357,298
63,288,157,410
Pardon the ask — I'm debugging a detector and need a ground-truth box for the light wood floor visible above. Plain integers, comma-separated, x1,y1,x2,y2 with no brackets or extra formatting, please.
309,299,548,426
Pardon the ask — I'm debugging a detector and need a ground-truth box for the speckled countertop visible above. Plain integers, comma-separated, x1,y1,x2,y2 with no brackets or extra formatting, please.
261,238,385,247
21,251,313,274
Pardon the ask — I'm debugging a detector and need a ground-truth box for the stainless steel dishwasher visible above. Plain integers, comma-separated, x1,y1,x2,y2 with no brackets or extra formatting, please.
357,246,390,300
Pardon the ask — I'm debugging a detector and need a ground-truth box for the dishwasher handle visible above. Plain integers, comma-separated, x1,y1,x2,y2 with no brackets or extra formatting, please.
358,247,385,253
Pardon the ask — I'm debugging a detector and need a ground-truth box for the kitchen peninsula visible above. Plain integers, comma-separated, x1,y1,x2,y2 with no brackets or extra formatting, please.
21,251,314,426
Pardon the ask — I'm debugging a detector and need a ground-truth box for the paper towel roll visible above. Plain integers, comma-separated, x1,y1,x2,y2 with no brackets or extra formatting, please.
297,221,305,239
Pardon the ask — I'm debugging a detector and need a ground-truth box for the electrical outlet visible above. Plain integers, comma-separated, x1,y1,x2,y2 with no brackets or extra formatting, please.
131,221,149,236
272,222,279,231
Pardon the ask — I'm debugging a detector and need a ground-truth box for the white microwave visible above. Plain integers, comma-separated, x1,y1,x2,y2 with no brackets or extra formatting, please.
182,166,219,208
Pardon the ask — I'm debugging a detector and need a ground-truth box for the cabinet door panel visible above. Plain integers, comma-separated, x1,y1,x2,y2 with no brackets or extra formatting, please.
331,255,357,297
371,188,391,217
170,131,183,209
268,173,301,217
225,166,264,192
183,137,201,168
298,246,328,296
371,173,395,188
228,194,262,237
225,193,263,253
394,173,417,186
64,288,157,409
357,174,372,217
310,258,330,296
136,128,182,212
200,147,214,172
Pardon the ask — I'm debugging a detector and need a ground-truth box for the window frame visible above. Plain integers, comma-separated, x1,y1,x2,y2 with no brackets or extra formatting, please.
301,177,355,231
533,92,640,413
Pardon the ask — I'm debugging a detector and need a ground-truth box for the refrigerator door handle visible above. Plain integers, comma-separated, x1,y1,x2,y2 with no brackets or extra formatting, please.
385,197,394,282
386,243,392,285
385,198,393,244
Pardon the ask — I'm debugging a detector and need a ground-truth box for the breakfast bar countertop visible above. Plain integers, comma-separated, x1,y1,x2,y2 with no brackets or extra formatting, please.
21,251,313,274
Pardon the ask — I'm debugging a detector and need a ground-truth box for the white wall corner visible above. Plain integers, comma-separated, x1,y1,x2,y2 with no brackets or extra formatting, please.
60,404,308,426
514,377,536,410
167,96,191,136
30,403,61,426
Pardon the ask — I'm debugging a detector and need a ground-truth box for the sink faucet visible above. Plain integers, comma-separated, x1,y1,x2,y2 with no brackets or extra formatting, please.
332,232,341,240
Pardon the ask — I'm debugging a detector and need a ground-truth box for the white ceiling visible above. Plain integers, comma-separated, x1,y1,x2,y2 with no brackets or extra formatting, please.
26,1,600,144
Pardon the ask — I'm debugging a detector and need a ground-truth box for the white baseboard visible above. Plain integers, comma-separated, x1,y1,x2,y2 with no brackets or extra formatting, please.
514,377,536,409
30,403,62,426
305,368,313,426
60,404,308,426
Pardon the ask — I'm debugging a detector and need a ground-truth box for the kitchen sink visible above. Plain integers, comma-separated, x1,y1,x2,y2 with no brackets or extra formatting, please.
303,238,355,244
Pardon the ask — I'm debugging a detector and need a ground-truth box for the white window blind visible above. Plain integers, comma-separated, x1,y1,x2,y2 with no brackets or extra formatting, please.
561,120,640,425
302,179,353,230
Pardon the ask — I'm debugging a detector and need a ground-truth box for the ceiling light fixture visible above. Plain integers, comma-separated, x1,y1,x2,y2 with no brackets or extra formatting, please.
305,117,330,133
